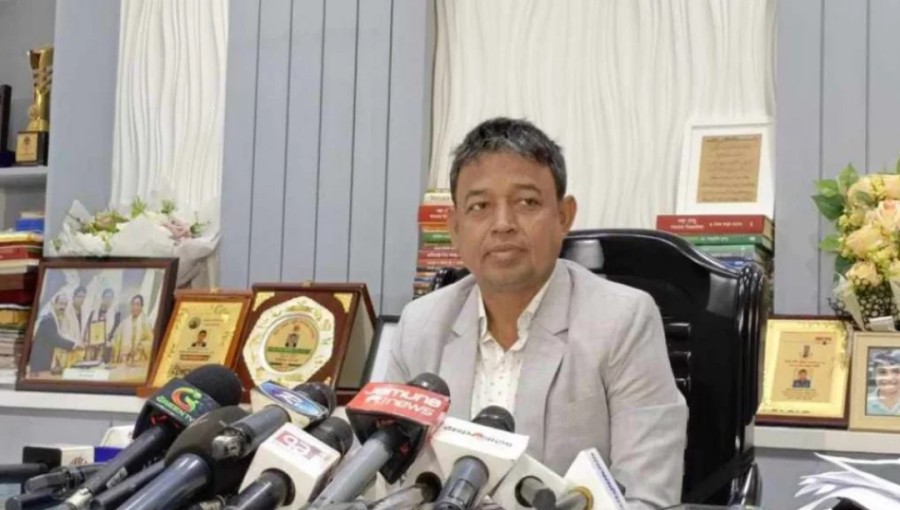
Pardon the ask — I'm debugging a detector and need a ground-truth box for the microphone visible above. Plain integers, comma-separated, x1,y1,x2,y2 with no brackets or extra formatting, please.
4,488,70,510
23,465,104,494
116,406,252,510
0,445,98,484
490,454,571,510
432,406,529,510
226,416,354,510
562,448,626,510
65,364,243,510
309,373,451,507
369,473,442,510
86,461,165,510
211,381,334,460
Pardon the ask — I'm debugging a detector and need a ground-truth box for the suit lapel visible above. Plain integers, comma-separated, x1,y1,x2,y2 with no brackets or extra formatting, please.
441,287,479,419
514,262,571,459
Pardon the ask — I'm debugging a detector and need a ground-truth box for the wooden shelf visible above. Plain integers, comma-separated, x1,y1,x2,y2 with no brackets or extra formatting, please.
755,425,900,455
0,166,48,187
0,388,143,414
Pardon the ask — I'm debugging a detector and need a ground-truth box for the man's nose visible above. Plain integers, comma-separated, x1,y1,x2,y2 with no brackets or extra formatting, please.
491,204,518,233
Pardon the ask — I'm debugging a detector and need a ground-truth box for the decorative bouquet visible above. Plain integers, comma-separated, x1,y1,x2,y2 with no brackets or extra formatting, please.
813,162,900,330
50,192,220,287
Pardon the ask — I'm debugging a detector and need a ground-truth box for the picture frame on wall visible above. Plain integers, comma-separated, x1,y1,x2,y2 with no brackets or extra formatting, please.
17,258,178,395
849,332,900,432
138,289,252,397
677,118,774,218
756,316,852,427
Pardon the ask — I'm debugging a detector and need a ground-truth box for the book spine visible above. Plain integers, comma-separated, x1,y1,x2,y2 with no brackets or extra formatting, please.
697,244,768,261
418,205,451,224
421,231,452,245
681,234,773,252
656,215,771,235
0,246,42,261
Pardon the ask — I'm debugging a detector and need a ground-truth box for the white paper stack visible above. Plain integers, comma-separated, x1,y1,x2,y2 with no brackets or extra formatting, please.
796,454,900,510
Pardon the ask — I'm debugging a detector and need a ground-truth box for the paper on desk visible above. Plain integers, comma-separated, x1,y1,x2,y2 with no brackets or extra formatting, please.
795,454,900,509
796,486,900,510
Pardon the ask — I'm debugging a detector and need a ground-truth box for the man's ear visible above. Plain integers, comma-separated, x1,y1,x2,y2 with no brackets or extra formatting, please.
559,195,577,232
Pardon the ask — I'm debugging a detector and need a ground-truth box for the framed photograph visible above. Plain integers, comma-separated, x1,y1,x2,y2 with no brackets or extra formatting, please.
17,258,178,394
361,315,399,384
677,118,774,217
849,332,900,432
756,316,851,427
139,289,252,397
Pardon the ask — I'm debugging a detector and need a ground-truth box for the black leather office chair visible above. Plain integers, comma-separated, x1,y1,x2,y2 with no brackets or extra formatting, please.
430,229,765,506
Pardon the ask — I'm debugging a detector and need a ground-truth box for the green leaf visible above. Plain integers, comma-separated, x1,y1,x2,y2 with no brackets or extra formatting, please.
812,194,845,221
837,163,859,194
834,255,854,279
819,234,841,252
816,179,839,197
854,191,876,207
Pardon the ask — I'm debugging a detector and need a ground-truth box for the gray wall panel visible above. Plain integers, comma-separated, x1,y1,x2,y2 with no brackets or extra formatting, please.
773,0,822,314
818,0,868,314
220,0,261,288
348,0,392,309
44,0,121,243
281,0,325,282
248,0,292,284
867,0,900,171
314,0,359,282
381,0,435,314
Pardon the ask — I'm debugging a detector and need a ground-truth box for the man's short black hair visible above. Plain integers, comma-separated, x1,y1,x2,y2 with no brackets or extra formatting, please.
449,117,566,203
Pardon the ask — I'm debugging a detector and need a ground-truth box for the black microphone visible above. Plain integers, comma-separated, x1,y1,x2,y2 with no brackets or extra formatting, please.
87,461,165,510
116,406,252,510
4,488,69,510
0,464,49,484
210,382,334,460
64,364,243,510
225,416,355,510
309,373,451,507
434,406,519,510
23,464,104,494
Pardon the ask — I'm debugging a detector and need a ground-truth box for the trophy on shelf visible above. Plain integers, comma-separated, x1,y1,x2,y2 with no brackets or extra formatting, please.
15,45,53,166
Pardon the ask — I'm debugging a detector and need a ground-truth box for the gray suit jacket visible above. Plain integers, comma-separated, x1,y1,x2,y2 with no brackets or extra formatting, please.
386,259,688,509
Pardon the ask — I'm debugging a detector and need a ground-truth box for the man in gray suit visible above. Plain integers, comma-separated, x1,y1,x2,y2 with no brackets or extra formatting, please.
387,118,688,509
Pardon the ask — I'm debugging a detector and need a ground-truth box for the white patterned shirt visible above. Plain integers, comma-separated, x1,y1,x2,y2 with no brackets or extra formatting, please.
470,269,555,419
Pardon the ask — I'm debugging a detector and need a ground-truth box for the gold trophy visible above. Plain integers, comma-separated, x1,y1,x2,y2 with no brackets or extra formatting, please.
15,45,53,166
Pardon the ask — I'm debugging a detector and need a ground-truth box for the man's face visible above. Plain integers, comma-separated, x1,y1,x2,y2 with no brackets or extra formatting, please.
198,331,207,341
53,296,68,315
798,371,808,381
450,152,577,294
875,362,900,396
74,291,86,309
101,293,113,309
131,299,142,318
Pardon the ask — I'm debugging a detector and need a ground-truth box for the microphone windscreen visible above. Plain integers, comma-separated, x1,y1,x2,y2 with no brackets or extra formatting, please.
183,364,244,406
308,417,354,456
473,405,515,433
164,406,249,464
409,372,450,397
292,381,337,415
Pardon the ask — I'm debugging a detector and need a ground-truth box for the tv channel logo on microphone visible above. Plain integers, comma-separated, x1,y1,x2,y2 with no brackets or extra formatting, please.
349,383,449,426
274,428,338,467
258,381,328,420
151,379,219,425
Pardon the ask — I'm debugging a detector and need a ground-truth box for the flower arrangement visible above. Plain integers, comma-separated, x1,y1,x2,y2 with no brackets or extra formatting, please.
813,162,900,329
51,194,220,287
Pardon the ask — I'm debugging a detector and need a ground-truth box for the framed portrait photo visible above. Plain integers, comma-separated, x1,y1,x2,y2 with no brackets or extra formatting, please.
849,333,900,432
139,289,252,397
17,258,178,394
756,316,852,427
677,118,774,218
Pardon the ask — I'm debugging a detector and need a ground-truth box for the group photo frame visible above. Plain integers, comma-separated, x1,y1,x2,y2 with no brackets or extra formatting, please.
17,258,178,394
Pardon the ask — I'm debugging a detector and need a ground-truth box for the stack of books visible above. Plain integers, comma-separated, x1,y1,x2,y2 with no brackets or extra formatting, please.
0,305,29,385
655,214,774,273
15,210,45,234
414,190,465,298
0,231,42,284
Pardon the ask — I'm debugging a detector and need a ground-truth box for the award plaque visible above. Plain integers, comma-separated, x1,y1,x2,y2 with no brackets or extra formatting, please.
15,46,52,166
756,316,852,427
139,290,252,397
238,283,377,403
0,84,12,167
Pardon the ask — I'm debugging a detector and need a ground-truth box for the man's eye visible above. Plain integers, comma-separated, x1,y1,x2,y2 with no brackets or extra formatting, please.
519,198,539,207
468,202,486,212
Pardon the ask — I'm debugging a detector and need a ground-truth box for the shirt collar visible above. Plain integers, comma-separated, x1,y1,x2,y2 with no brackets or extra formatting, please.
476,264,557,346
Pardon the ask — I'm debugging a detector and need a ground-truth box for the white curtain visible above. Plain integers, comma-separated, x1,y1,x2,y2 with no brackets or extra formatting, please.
430,0,775,228
110,0,229,210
